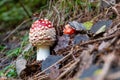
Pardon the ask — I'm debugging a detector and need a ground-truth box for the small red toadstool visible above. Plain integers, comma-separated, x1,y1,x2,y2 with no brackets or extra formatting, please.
63,21,86,35
63,24,76,35
29,19,56,61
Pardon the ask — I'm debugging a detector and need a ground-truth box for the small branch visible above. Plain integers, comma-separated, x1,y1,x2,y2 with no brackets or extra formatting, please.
19,0,31,18
3,19,31,41
79,31,120,46
52,6,61,35
96,54,115,80
107,71,120,80
56,59,80,80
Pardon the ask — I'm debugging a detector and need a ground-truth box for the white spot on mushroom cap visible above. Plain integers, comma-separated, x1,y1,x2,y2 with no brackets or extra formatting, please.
42,21,45,23
46,21,48,24
40,26,44,30
39,25,41,27
48,25,51,27
48,21,51,23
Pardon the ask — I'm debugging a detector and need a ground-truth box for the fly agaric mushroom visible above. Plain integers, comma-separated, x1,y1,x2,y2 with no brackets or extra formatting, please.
63,21,86,35
29,19,56,61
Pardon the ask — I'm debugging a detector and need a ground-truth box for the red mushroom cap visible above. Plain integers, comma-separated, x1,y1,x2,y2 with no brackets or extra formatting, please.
30,19,53,31
29,19,56,46
63,24,76,34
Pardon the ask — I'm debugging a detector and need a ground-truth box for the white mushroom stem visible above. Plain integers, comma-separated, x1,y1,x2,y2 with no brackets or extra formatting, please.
37,46,50,61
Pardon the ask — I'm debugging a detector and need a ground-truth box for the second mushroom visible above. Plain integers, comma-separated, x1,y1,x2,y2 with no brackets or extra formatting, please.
29,19,56,61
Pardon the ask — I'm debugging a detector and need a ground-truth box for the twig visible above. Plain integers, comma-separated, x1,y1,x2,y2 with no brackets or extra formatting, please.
112,6,120,16
96,54,115,80
19,0,31,18
78,31,120,46
3,19,31,41
37,74,49,80
71,53,77,61
56,59,80,80
106,71,120,80
22,44,32,55
61,60,75,70
38,11,43,19
52,6,61,35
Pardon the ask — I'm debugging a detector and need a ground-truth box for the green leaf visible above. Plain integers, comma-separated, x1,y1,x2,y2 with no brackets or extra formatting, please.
0,45,5,51
6,48,21,58
0,64,17,77
94,69,102,75
0,71,5,76
83,21,93,30
7,69,17,78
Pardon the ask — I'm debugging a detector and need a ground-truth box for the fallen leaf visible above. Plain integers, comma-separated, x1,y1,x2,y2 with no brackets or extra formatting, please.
80,65,102,79
41,55,63,73
54,35,70,52
90,20,112,33
68,21,86,31
101,0,116,8
72,34,89,45
94,25,106,36
15,56,27,76
83,21,93,30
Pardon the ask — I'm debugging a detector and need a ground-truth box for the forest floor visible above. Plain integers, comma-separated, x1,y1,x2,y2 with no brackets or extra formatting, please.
0,1,120,80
